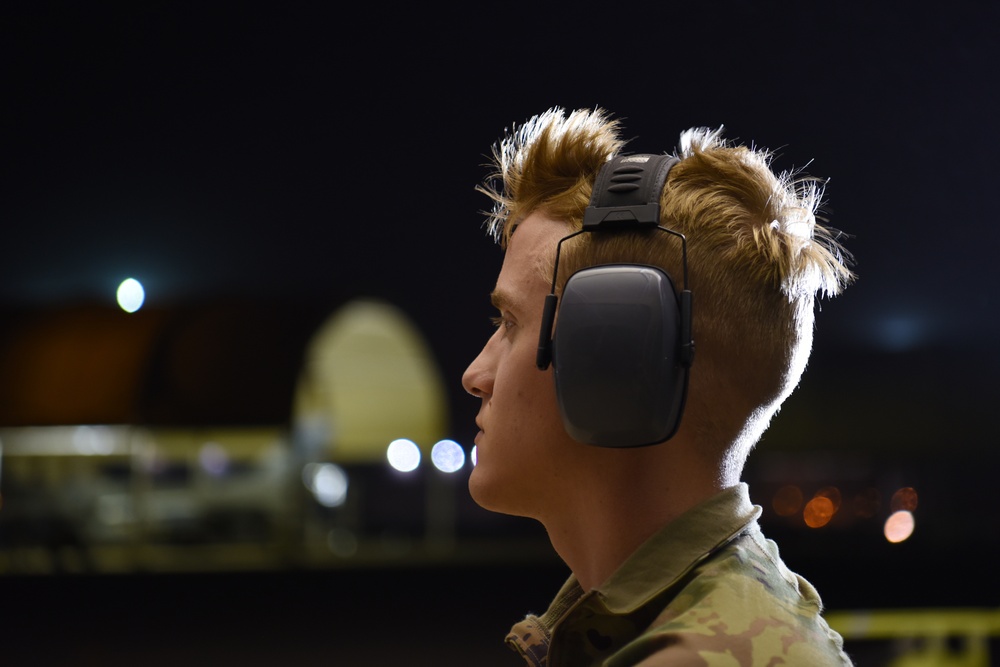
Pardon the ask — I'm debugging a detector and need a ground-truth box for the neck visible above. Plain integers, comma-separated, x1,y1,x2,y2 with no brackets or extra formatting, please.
540,446,728,591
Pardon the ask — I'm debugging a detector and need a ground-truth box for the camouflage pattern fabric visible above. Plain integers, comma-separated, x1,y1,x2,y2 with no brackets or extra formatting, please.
506,484,853,666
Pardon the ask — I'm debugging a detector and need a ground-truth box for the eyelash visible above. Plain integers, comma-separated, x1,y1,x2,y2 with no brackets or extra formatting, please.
490,315,513,331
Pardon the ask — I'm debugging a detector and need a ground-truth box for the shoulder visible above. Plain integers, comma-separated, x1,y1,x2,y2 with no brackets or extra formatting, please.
606,530,853,666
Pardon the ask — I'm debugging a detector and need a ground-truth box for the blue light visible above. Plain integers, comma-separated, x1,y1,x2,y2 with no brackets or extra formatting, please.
876,315,926,351
430,439,466,473
116,278,145,313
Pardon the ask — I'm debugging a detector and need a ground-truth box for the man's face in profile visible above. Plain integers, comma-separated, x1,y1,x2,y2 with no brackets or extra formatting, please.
461,213,582,519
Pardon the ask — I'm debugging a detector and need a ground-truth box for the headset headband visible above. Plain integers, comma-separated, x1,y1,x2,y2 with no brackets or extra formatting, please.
536,154,694,371
583,154,678,229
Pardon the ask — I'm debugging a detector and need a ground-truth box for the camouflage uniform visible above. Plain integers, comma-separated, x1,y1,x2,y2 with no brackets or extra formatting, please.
505,484,853,666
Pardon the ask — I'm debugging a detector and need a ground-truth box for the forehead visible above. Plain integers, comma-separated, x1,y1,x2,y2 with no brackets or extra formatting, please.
493,213,568,311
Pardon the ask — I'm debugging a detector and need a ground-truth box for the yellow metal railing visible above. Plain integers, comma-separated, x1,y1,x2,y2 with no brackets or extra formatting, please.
827,608,1000,667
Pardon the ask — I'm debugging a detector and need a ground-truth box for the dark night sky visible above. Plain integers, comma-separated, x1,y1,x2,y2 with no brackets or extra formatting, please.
2,3,999,440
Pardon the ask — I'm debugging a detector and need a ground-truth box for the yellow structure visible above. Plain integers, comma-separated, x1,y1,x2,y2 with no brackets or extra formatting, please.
827,608,1000,667
292,298,449,463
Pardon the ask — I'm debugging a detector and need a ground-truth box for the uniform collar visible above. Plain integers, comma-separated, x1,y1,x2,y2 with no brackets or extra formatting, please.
507,484,762,664
592,482,761,613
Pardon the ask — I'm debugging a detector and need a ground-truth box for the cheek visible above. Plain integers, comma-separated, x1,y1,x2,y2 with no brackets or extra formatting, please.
503,368,563,440
487,335,568,444
497,355,554,407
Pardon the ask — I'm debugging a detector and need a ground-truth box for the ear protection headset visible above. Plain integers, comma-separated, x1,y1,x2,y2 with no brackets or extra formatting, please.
535,153,695,448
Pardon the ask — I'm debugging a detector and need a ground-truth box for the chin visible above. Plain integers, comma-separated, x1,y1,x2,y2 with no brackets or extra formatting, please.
467,465,498,510
467,466,531,518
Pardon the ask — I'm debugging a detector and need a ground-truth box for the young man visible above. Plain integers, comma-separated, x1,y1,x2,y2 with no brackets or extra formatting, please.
462,107,855,665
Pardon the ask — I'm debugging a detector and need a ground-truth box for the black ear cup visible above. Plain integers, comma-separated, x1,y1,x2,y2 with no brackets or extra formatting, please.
537,153,694,447
552,265,687,447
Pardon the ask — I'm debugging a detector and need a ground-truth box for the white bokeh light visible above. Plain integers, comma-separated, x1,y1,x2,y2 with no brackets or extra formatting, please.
430,439,466,473
884,510,915,543
116,278,145,313
386,438,421,473
71,425,115,455
302,462,349,507
198,442,230,477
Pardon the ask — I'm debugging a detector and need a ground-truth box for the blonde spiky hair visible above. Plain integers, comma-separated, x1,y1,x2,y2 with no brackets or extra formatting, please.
676,126,853,301
477,106,626,247
475,107,855,467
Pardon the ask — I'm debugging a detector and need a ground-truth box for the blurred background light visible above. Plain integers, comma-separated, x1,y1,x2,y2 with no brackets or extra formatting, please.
804,495,836,528
876,315,924,351
772,484,804,517
71,425,115,455
430,439,465,473
302,462,349,507
198,442,230,477
815,486,842,513
386,439,421,473
116,278,145,313
885,510,916,543
891,487,919,512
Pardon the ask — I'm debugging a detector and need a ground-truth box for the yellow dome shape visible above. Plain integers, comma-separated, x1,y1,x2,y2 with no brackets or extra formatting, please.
292,298,449,463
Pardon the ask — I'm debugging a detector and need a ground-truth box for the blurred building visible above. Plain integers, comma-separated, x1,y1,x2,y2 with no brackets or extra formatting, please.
0,296,549,575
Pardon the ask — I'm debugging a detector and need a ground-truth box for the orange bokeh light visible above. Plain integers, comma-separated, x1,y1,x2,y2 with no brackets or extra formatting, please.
772,485,804,517
815,486,842,512
891,487,918,512
803,496,836,528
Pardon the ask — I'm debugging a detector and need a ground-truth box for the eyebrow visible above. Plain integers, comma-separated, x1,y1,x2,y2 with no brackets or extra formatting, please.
490,289,516,313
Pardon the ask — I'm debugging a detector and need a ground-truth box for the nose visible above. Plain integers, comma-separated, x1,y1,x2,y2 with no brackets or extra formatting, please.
462,335,496,399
